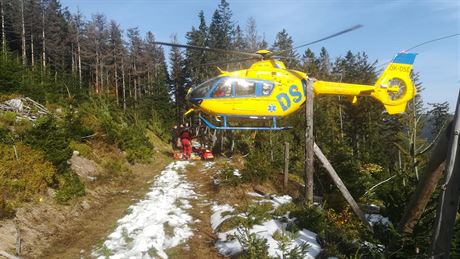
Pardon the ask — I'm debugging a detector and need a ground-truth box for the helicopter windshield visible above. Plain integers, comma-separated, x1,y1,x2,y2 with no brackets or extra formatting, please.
211,79,233,98
190,78,220,99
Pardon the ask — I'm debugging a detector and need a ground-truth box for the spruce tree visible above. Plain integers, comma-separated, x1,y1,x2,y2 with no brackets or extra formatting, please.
169,35,188,123
208,0,234,64
185,10,209,85
271,29,299,68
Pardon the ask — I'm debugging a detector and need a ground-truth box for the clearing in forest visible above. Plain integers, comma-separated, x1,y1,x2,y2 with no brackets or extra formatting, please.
93,159,322,259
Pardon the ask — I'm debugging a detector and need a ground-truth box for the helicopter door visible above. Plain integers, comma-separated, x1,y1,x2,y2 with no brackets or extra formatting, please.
231,78,258,113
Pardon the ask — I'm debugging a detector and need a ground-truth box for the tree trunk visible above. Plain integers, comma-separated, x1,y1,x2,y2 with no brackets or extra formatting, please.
284,142,290,193
71,43,75,74
30,33,34,67
100,61,104,93
338,96,344,140
77,30,82,87
115,62,119,105
411,98,419,180
398,121,451,234
1,0,5,55
41,10,46,70
21,0,26,65
121,55,126,111
431,91,460,257
133,62,138,102
147,70,151,95
95,48,99,93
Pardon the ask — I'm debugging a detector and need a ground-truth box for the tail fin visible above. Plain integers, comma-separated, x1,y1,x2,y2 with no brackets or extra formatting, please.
372,52,417,114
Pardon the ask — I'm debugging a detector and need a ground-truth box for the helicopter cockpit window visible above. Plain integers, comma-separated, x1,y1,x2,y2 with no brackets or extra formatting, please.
211,78,232,98
190,78,219,99
235,79,256,96
260,82,274,96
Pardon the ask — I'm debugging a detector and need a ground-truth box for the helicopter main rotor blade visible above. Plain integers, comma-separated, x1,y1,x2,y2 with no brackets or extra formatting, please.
273,24,363,57
152,41,262,59
197,57,259,67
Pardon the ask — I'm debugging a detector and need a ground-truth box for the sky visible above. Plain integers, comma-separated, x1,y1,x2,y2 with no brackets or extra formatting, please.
61,0,460,110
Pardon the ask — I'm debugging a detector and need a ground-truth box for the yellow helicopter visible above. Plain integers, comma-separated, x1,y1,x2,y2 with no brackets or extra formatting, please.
154,26,416,130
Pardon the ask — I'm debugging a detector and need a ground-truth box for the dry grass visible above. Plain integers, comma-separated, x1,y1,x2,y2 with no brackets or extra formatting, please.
36,152,172,259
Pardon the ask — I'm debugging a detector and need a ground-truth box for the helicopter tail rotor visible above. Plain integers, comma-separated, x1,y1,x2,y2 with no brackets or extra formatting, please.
372,52,417,114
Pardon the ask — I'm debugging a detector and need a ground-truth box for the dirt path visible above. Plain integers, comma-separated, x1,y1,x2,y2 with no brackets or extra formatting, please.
166,162,223,259
2,158,232,259
39,159,171,259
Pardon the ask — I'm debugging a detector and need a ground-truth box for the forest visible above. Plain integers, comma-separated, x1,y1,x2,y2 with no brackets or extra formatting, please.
0,0,456,258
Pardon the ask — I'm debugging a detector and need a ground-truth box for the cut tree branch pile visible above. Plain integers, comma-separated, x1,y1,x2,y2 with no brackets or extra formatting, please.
0,97,51,121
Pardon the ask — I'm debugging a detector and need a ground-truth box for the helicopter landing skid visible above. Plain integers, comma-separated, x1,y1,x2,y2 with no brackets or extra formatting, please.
199,114,292,131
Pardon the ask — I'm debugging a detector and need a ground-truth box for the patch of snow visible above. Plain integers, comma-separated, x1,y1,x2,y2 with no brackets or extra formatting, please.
233,169,242,178
211,200,321,258
363,241,385,251
204,161,215,169
93,161,195,259
247,192,264,198
256,195,293,209
365,214,390,226
270,195,292,208
211,203,235,231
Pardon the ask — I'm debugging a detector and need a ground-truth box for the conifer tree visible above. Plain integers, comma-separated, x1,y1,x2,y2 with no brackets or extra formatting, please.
208,0,234,63
185,10,209,85
108,20,123,104
127,27,142,102
271,29,299,68
169,35,187,123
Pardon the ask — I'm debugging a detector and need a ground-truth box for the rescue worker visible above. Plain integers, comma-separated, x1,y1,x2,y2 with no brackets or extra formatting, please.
198,124,208,147
171,125,178,150
180,125,192,159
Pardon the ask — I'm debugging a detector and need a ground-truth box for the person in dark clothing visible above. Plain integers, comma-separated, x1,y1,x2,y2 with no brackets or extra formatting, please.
180,126,192,159
171,125,178,150
198,124,208,147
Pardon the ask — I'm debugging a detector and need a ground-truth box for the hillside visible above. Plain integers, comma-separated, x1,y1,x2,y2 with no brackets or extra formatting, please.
0,0,458,258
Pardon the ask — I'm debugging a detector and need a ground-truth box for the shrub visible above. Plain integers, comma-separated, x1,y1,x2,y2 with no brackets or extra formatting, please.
69,141,94,159
0,111,17,125
289,205,328,235
0,143,55,218
219,165,242,187
54,171,85,203
24,116,72,175
84,99,153,163
273,230,310,259
102,158,130,176
242,149,273,183
234,226,270,259
63,108,93,140
0,199,15,218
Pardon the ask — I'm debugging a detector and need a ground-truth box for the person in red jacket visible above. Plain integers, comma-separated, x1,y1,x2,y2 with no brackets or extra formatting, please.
180,125,192,159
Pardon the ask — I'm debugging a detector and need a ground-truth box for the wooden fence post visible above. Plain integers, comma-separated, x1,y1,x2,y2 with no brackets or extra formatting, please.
314,143,374,232
304,78,314,204
284,142,289,193
431,90,460,258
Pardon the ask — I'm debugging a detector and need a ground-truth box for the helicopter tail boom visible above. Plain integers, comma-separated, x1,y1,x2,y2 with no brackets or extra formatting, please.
312,52,416,114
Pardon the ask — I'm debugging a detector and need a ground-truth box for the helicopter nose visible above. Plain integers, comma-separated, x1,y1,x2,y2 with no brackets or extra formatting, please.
187,88,203,106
